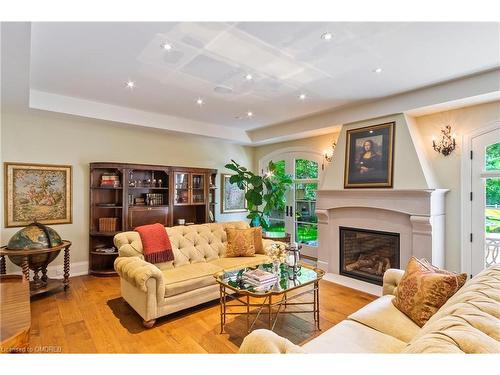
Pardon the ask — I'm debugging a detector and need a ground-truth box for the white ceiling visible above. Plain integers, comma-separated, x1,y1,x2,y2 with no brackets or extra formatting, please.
29,22,499,134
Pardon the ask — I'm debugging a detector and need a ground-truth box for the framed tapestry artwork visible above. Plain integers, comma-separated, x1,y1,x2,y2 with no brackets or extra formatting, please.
221,173,247,213
344,122,395,188
5,163,72,227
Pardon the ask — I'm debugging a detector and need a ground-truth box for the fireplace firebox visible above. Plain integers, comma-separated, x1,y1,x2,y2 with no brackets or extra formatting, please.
339,226,400,286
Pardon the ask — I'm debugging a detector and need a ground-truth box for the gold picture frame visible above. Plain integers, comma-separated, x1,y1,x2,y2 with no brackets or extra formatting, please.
344,122,395,188
4,162,72,227
221,174,247,213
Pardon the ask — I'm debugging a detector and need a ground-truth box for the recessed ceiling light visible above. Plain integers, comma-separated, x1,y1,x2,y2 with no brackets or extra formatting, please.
299,93,307,100
247,111,253,118
161,43,173,51
245,74,253,81
373,68,383,74
126,80,135,89
369,130,374,134
196,98,204,106
321,32,333,41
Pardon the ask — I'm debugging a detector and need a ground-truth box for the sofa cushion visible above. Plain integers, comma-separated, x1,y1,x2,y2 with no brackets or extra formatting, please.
392,257,467,327
162,262,223,297
348,295,420,343
114,221,251,267
211,254,270,271
403,264,500,353
302,320,407,353
225,227,256,257
402,307,500,353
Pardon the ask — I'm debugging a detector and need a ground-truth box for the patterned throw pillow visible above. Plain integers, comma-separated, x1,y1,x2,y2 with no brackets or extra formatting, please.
225,228,256,257
392,257,467,327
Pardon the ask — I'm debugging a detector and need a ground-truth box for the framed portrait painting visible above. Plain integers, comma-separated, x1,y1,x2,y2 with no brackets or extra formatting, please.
344,122,395,188
5,162,72,227
221,174,247,213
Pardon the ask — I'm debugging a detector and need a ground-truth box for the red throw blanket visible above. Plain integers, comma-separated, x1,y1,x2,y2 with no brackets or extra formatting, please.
135,223,174,264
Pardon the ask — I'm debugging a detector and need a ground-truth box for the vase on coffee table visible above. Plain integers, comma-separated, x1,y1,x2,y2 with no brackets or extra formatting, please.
272,261,281,275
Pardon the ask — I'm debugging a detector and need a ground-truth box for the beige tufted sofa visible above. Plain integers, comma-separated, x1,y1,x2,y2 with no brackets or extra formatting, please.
239,264,500,353
113,221,277,327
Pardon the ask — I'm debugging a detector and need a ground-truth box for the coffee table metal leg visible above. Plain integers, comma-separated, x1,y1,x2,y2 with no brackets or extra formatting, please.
219,285,224,334
316,282,321,331
268,295,272,330
246,295,250,333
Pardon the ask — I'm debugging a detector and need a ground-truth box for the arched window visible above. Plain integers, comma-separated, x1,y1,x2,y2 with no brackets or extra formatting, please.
259,148,323,259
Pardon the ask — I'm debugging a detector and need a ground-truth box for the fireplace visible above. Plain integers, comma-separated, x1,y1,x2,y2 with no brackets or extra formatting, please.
339,226,400,286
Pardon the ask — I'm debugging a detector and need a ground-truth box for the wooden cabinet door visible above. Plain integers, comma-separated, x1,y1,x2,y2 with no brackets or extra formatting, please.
128,206,168,229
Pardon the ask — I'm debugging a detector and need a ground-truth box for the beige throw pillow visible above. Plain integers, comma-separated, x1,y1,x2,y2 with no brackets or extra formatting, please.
225,228,256,257
392,257,467,327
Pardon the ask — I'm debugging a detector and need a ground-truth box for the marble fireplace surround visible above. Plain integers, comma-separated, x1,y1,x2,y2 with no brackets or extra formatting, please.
315,189,448,293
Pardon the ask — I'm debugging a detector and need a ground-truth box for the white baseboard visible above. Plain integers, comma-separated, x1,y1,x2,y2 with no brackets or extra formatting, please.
323,273,382,296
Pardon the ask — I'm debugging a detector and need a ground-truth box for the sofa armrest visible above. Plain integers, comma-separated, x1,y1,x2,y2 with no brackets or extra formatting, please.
114,257,165,300
383,268,405,296
239,329,305,354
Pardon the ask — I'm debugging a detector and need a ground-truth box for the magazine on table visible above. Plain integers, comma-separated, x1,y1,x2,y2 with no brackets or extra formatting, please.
243,269,276,282
242,275,277,287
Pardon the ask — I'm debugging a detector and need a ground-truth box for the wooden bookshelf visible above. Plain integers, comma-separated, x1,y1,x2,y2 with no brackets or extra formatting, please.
89,162,217,275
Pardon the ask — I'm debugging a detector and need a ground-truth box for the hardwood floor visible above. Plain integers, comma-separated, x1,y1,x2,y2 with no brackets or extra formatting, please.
28,275,376,353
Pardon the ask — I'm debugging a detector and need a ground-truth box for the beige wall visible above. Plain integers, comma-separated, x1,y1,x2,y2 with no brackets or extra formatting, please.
1,109,254,271
253,132,339,170
412,101,500,272
252,101,500,272
321,114,430,190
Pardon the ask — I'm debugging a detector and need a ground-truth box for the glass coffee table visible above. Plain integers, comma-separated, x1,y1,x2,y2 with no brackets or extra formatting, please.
214,263,324,334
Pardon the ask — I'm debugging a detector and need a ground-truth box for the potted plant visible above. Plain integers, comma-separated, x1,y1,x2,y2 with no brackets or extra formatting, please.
224,159,293,234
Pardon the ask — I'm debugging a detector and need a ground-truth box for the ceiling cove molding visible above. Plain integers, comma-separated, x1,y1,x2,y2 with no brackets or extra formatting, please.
29,90,252,144
248,68,500,143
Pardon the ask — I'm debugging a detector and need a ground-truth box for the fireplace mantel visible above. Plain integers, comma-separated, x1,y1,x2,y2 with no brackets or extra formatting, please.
316,189,449,218
315,188,449,292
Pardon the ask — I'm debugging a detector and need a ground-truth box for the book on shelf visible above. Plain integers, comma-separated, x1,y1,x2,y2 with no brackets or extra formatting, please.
100,173,121,187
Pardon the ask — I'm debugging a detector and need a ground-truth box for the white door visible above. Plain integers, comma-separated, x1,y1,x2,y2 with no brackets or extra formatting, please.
260,151,323,259
471,128,500,276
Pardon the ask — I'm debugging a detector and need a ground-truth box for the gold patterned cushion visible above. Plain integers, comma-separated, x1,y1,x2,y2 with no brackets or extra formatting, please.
225,228,256,257
392,257,467,327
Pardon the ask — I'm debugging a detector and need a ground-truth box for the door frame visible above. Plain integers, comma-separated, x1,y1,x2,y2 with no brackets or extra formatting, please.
258,147,324,256
461,120,500,275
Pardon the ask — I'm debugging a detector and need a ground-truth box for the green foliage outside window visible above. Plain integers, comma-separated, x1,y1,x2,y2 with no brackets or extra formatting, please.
295,159,318,179
485,142,500,233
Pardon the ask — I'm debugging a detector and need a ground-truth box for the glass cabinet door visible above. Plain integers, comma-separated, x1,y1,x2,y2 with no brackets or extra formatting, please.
191,173,206,204
174,172,190,205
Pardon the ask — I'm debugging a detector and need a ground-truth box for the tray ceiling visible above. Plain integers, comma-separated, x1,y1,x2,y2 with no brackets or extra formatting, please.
29,22,499,135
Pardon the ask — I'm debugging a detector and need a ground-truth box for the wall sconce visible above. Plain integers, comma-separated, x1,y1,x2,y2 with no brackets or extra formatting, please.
432,125,456,156
323,141,337,163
